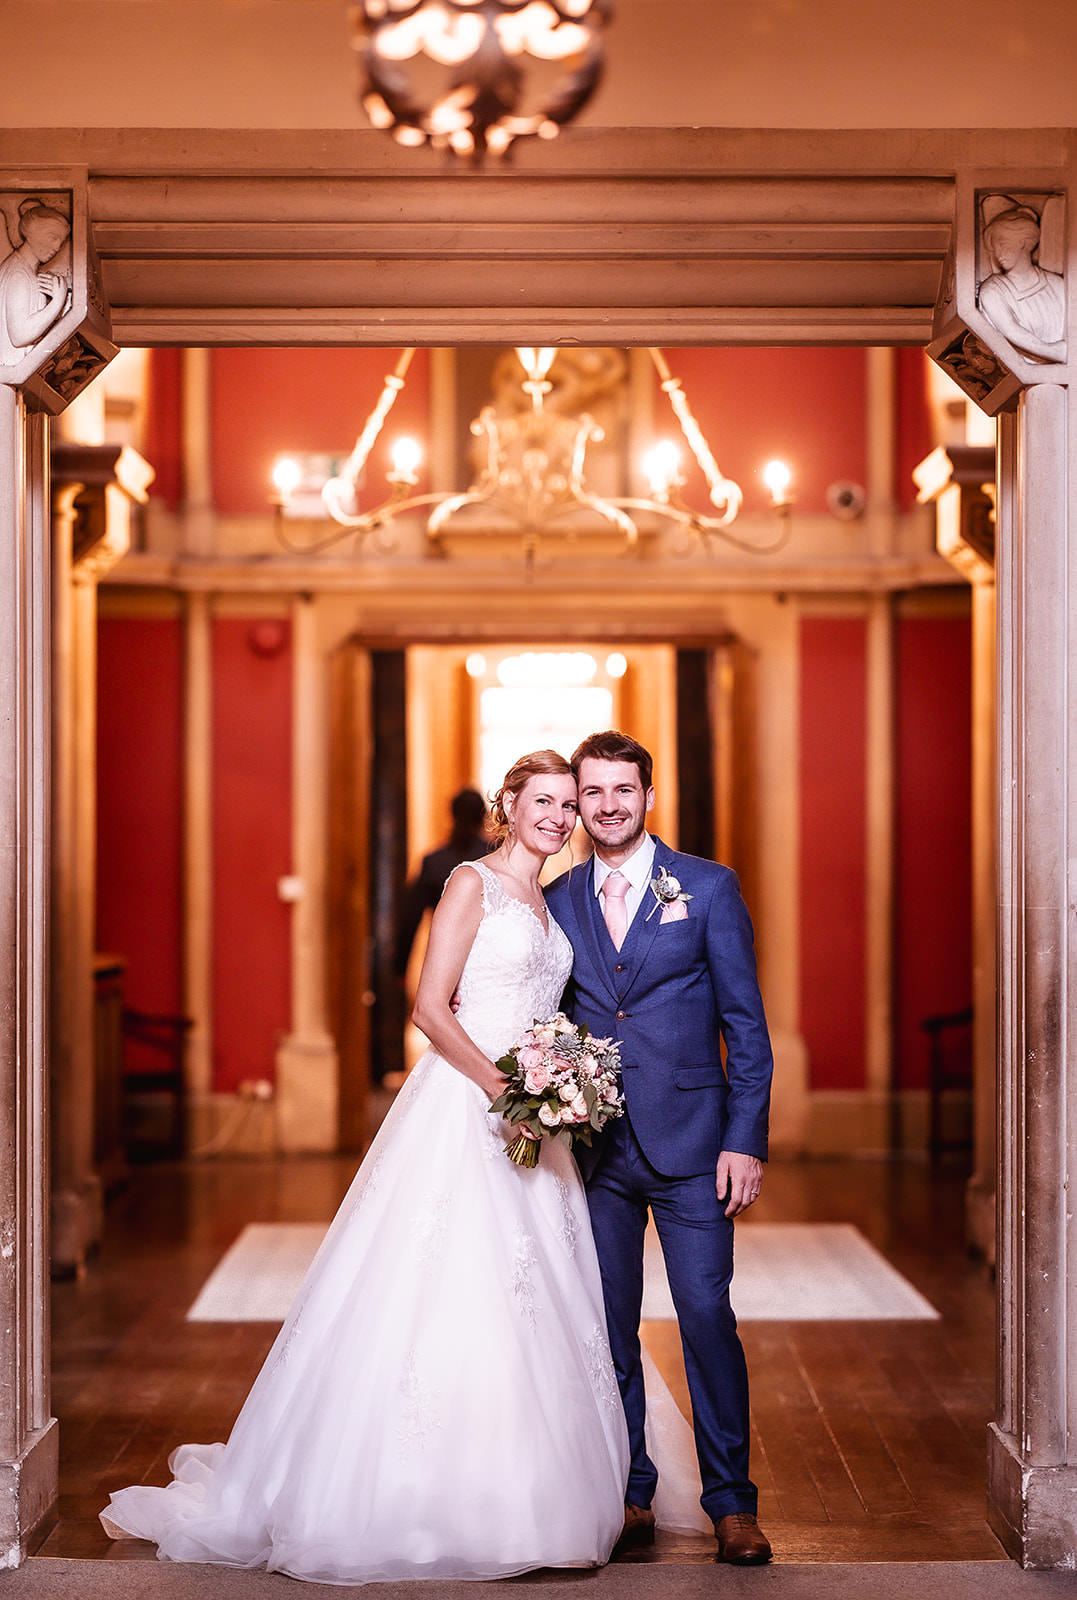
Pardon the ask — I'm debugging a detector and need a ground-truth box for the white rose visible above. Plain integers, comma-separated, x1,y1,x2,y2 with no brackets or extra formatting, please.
663,874,681,897
538,1103,562,1127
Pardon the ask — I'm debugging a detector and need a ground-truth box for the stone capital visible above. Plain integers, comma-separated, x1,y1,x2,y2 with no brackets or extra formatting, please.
913,443,995,584
927,178,1070,416
50,441,154,582
0,170,116,412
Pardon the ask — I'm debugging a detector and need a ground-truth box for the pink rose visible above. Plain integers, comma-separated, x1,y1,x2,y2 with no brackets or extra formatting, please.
524,1062,550,1093
517,1044,544,1071
538,1103,562,1127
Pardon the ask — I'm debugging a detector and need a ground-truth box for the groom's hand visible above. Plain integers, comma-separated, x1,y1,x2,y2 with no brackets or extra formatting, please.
716,1151,764,1218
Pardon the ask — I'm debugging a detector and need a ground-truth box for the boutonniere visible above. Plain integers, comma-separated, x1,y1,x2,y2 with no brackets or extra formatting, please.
645,865,693,922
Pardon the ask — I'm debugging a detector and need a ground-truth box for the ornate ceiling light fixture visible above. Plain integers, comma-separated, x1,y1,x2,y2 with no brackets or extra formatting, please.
271,348,795,562
350,0,612,161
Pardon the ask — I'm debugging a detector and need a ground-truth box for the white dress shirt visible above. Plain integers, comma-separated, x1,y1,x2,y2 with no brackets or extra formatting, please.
592,833,657,936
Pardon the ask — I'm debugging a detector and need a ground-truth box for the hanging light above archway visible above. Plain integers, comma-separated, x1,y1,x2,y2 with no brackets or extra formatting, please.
349,0,613,161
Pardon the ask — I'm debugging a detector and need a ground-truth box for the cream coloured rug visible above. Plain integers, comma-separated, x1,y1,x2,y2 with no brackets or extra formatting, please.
188,1220,938,1323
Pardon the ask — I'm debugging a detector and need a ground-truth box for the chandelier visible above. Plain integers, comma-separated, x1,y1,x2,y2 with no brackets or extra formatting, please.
350,0,612,161
271,348,795,561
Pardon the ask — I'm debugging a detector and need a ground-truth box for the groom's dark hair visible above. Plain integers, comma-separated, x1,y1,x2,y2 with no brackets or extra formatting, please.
570,730,653,790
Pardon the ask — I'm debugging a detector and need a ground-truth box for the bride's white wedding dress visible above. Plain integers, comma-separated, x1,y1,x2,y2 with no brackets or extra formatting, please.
101,860,706,1584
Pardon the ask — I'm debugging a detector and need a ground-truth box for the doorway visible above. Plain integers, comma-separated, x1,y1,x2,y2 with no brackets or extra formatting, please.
2,126,1071,1567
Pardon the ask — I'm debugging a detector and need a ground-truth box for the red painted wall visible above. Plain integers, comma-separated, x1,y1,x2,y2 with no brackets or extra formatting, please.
96,617,184,1073
799,616,868,1090
201,346,869,519
893,613,973,1090
211,618,293,1092
657,349,868,516
145,349,184,511
210,348,432,514
895,348,935,511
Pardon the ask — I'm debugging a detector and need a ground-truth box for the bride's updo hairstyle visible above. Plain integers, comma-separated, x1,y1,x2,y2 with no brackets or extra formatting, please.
491,750,573,844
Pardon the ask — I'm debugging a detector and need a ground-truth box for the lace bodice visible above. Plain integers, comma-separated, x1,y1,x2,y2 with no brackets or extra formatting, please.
450,859,574,1060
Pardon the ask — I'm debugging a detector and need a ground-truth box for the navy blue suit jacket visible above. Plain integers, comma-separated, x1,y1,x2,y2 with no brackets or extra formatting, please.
544,838,772,1178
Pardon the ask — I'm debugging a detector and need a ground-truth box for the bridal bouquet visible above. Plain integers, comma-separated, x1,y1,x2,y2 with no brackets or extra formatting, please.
489,1013,624,1168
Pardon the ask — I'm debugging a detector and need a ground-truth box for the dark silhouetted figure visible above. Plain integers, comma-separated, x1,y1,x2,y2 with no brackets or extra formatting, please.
394,788,493,976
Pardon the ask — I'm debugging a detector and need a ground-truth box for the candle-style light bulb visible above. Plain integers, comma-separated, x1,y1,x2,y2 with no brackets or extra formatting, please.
390,436,422,482
271,456,303,498
516,347,557,382
643,440,680,498
762,459,793,507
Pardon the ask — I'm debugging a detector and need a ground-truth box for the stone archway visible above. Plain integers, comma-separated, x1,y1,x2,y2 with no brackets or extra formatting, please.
1,126,1074,1568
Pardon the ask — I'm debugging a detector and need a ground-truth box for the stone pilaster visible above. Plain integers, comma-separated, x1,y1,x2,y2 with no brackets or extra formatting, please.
49,443,152,1275
988,382,1076,1566
276,596,338,1152
182,591,214,1131
0,173,116,1562
913,442,996,1255
0,386,57,1567
864,592,895,1108
927,173,1076,1564
48,476,98,1276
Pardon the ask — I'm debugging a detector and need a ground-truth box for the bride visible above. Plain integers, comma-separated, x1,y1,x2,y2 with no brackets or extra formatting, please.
101,750,703,1584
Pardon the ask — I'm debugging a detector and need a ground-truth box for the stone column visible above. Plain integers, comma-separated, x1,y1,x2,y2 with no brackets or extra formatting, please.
864,592,895,1126
913,442,996,1253
966,573,996,1258
49,478,95,1275
0,175,116,1563
276,596,338,1152
181,348,214,557
987,381,1076,1565
863,349,897,1142
48,443,151,1275
182,591,214,1135
0,386,57,1566
926,180,1076,1563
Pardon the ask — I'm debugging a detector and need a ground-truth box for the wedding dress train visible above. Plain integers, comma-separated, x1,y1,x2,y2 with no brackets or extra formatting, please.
101,860,706,1584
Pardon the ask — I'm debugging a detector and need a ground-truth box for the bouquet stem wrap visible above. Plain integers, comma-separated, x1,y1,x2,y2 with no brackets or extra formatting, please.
505,1133,540,1168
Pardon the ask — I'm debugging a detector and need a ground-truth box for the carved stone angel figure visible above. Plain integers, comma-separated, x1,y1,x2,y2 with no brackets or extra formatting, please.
977,202,1065,364
0,195,71,367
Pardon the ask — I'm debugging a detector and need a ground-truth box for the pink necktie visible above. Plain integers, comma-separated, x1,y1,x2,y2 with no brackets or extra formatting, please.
601,870,630,950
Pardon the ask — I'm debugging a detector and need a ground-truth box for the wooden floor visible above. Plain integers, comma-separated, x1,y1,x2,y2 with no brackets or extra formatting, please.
42,1142,1003,1567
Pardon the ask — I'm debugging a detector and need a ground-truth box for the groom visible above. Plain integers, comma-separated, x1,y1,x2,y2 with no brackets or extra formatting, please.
545,730,773,1566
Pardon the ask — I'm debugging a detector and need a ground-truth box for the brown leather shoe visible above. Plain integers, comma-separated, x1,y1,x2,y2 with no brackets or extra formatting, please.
616,1501,656,1549
715,1512,772,1565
